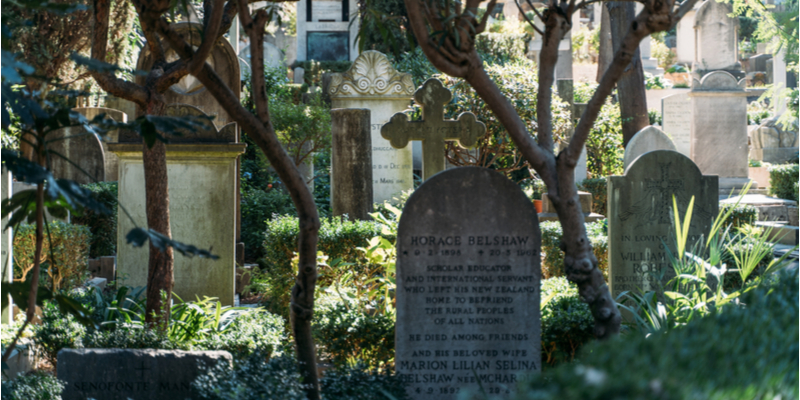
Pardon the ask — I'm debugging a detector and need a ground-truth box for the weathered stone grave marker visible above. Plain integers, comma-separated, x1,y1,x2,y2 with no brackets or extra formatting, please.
395,167,541,399
692,0,743,78
608,150,718,299
331,108,373,220
58,349,231,400
623,125,677,170
661,92,692,157
329,51,416,204
382,79,485,182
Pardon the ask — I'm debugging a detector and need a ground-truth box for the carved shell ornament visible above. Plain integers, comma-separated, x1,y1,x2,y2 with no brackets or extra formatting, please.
329,51,415,97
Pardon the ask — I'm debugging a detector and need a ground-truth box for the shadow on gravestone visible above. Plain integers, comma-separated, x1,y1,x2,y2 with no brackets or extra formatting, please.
395,167,541,400
608,150,718,301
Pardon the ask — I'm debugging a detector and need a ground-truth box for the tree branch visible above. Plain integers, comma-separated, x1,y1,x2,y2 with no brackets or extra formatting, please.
90,0,148,106
405,0,468,77
535,8,564,154
517,0,544,35
189,0,225,76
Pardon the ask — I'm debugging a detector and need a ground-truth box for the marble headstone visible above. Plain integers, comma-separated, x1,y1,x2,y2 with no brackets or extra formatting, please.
608,150,718,299
661,92,692,157
58,349,231,400
329,51,416,204
675,7,697,64
689,71,751,190
623,125,677,170
395,167,541,399
693,0,742,74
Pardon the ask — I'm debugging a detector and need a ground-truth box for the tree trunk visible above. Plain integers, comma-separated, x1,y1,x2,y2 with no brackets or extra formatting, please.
596,6,613,82
142,96,174,328
607,1,649,146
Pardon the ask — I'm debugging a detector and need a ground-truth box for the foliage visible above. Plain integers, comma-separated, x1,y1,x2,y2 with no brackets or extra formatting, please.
747,100,772,125
240,187,296,262
71,182,118,258
574,82,624,177
1,372,65,400
540,221,608,280
270,92,331,168
647,109,662,126
474,33,529,65
312,300,395,369
391,47,439,86
192,354,308,400
13,221,91,291
768,163,799,201
522,179,547,201
719,203,757,229
354,0,415,57
578,177,607,216
513,270,799,400
319,363,409,400
749,159,763,167
651,37,676,68
294,60,352,87
83,326,182,350
260,215,382,319
571,27,595,64
31,300,86,368
644,73,668,90
197,310,287,360
540,277,594,369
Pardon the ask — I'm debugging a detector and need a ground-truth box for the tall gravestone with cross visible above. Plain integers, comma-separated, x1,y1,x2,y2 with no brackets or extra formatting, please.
608,150,718,299
381,79,486,182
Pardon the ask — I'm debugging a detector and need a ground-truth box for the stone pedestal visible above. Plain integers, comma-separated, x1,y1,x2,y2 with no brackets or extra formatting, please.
331,108,373,220
110,143,245,306
661,92,692,157
689,71,751,190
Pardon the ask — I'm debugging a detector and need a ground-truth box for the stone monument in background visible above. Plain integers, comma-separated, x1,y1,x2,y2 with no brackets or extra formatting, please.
692,0,743,78
623,125,677,170
395,167,541,399
689,71,751,191
608,150,718,299
661,92,692,157
329,51,416,204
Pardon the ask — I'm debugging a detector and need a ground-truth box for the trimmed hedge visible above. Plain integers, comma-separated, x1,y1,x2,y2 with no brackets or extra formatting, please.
261,215,382,319
72,181,118,258
540,277,595,369
512,270,799,400
579,177,607,216
14,221,91,291
540,221,608,280
720,203,758,228
768,163,799,202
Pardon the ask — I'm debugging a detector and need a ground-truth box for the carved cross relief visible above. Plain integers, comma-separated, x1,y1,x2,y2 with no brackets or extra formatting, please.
381,79,486,181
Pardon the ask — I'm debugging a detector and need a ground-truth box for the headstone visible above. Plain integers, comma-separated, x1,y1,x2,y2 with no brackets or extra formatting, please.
293,67,305,84
661,92,692,157
57,349,232,400
1,167,12,324
623,125,677,170
693,0,742,77
674,5,697,64
240,42,284,80
87,277,107,291
527,14,573,80
635,4,663,76
689,71,751,191
538,191,604,223
331,108,373,220
75,107,126,181
136,22,240,130
556,79,588,182
381,79,485,182
750,117,799,163
297,0,358,62
110,140,246,305
608,150,718,299
329,51,416,204
747,54,772,73
395,167,541,399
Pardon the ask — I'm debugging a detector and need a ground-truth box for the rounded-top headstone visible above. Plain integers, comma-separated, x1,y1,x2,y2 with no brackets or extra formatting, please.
396,167,541,399
623,125,677,171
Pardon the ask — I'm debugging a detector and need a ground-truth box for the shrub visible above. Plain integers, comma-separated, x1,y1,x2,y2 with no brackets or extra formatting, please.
13,221,91,291
197,310,287,360
320,363,408,400
474,33,529,65
261,215,382,319
648,108,662,126
719,203,758,228
540,221,608,280
579,177,608,216
31,301,86,368
295,60,352,86
574,82,624,177
240,188,296,262
71,182,117,258
511,270,799,400
747,100,772,125
192,354,308,400
540,277,595,369
1,372,64,400
768,163,799,201
651,37,676,68
83,327,182,351
312,302,395,369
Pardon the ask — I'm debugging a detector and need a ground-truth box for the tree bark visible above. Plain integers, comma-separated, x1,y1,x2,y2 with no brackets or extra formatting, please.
596,6,613,82
607,1,649,146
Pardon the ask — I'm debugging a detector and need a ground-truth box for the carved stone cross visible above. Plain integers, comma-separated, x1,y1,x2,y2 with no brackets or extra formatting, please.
381,78,486,181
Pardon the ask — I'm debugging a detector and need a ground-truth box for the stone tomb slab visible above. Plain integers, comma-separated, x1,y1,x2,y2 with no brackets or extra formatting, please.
58,349,231,400
395,167,541,399
608,150,718,299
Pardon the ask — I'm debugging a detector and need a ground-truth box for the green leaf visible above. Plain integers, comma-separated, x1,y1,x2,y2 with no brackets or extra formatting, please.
125,228,220,259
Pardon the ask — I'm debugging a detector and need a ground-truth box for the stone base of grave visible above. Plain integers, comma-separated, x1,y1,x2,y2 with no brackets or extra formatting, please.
718,177,758,195
539,192,604,223
720,195,798,222
756,221,799,245
692,68,745,81
751,148,799,164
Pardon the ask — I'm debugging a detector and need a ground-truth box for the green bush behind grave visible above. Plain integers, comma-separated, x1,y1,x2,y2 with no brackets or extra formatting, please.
540,221,608,280
512,270,799,400
768,163,799,202
13,221,91,291
295,60,353,86
1,372,64,400
241,188,297,262
475,33,529,64
312,300,395,369
720,203,758,228
579,177,608,216
261,215,382,319
540,277,595,369
72,181,118,258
